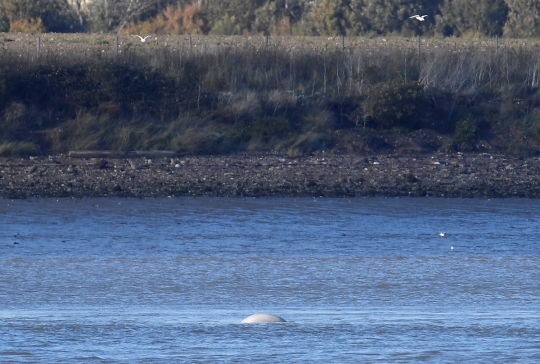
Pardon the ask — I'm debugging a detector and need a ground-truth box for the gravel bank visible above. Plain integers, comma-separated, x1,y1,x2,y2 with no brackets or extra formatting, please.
1,152,539,199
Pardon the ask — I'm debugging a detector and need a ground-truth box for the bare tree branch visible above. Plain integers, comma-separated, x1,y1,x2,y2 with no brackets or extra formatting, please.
66,0,86,27
111,0,158,32
80,0,159,32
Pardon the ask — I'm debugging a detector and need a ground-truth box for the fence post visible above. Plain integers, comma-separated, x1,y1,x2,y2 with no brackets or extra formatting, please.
37,36,41,55
495,35,499,55
341,34,345,51
189,35,193,52
265,34,269,50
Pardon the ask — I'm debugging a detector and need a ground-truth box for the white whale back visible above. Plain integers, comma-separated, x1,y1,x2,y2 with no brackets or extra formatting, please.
241,313,286,323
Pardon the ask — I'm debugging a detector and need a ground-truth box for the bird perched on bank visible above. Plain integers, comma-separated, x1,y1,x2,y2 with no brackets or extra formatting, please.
134,35,150,42
410,15,428,21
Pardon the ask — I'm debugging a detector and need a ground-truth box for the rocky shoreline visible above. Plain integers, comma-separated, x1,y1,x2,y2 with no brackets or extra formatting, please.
1,152,539,199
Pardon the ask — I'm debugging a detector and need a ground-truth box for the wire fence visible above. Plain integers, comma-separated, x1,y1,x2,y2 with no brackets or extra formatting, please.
2,33,540,92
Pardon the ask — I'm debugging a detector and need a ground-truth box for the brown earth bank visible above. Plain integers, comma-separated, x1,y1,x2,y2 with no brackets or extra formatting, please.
1,152,539,199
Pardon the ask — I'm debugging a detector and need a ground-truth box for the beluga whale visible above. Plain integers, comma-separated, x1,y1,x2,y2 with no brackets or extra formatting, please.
241,313,286,323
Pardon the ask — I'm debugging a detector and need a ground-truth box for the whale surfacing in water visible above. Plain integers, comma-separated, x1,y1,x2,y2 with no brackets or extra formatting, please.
241,313,286,323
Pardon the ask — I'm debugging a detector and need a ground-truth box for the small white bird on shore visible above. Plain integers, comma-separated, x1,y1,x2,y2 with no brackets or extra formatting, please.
410,15,428,21
134,35,150,42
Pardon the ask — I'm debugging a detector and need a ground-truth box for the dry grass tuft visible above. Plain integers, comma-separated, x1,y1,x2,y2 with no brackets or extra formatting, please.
0,141,41,156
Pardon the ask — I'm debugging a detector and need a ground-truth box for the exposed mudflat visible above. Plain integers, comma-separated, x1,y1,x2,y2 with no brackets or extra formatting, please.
1,152,539,198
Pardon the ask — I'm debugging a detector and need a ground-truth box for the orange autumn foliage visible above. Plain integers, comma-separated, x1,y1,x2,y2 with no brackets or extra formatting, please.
121,3,204,35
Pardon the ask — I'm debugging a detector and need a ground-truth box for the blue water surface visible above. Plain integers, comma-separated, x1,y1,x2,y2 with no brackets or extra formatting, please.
1,197,539,362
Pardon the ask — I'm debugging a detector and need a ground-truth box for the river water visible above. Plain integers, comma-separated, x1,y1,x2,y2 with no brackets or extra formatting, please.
1,197,539,363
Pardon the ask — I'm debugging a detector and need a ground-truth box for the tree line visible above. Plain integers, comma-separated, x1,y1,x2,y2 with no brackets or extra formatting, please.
0,0,539,37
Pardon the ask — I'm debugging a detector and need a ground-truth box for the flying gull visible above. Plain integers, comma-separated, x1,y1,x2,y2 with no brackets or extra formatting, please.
410,15,428,21
134,35,150,42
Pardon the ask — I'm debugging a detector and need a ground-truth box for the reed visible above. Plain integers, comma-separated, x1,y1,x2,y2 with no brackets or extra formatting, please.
1,34,540,155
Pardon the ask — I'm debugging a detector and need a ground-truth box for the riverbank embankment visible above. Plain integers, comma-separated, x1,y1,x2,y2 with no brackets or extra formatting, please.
1,152,539,199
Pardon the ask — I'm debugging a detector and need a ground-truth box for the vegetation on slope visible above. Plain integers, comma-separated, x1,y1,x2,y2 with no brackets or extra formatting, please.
1,35,540,156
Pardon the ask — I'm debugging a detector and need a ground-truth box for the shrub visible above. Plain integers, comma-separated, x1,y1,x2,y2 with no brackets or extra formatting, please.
362,81,427,129
0,0,80,33
210,15,243,35
121,3,204,35
454,115,478,144
1,60,198,127
9,18,46,33
1,102,29,136
357,65,381,85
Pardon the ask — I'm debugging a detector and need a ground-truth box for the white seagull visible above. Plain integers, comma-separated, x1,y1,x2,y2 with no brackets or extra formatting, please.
410,15,428,21
439,232,446,237
134,35,150,42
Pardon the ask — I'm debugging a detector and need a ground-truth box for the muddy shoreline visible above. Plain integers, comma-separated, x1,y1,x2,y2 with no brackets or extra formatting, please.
1,152,539,199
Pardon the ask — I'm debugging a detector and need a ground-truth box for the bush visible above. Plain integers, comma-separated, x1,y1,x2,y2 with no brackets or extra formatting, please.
121,3,204,35
1,60,198,127
8,18,46,33
454,115,478,144
0,0,81,33
362,81,427,130
210,15,243,35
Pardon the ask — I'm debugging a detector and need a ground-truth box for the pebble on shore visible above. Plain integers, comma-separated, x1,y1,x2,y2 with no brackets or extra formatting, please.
1,152,539,199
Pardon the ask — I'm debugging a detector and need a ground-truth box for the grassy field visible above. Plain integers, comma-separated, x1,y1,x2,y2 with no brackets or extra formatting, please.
1,33,540,156
5,32,540,51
